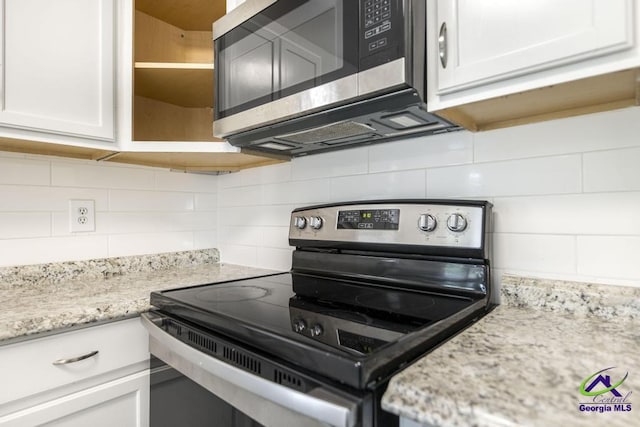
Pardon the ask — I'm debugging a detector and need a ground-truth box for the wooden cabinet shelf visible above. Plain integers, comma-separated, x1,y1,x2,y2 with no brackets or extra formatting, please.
135,0,225,32
134,63,213,107
133,3,221,142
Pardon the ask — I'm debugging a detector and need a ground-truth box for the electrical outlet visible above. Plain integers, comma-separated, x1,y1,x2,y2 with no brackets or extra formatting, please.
69,200,95,232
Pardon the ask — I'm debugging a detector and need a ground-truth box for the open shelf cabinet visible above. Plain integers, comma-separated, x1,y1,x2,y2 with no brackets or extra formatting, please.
133,0,223,142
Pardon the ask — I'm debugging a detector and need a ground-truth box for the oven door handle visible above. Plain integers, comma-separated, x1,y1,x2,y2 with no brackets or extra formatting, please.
141,312,359,427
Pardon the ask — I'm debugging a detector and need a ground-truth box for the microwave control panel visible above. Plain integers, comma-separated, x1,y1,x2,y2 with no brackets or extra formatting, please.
360,0,404,70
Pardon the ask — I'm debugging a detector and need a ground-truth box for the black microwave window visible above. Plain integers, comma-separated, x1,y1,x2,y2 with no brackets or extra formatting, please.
215,0,359,120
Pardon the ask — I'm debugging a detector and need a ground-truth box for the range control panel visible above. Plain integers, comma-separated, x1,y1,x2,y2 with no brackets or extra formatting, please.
289,201,491,251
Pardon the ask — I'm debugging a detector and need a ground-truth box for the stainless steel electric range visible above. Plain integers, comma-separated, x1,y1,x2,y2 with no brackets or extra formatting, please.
142,200,495,427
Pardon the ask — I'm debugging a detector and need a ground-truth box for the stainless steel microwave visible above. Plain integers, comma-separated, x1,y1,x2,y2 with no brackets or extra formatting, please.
213,0,458,157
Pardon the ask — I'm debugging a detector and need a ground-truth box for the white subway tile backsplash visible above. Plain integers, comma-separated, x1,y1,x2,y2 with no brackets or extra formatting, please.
218,163,292,189
220,226,264,246
474,107,640,162
52,162,155,190
583,147,640,193
194,230,218,250
261,226,291,249
369,132,473,173
291,147,368,181
195,193,218,211
219,205,294,227
0,186,109,212
218,185,263,207
577,236,640,280
427,155,581,198
218,207,254,226
2,108,640,285
330,170,426,201
493,193,640,235
0,153,217,266
155,170,218,193
253,205,296,226
219,244,258,266
0,157,50,186
0,213,50,239
0,235,108,267
258,162,293,185
493,233,576,274
262,179,330,205
109,190,194,212
102,212,216,234
257,247,292,271
108,232,194,257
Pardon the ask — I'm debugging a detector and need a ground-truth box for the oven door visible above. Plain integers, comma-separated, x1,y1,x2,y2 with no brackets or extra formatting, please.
142,312,360,427
213,0,359,137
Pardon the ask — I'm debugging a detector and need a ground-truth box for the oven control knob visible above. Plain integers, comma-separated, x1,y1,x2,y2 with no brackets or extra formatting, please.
418,214,437,232
447,213,467,232
293,216,307,230
309,216,323,230
293,319,307,333
310,324,324,337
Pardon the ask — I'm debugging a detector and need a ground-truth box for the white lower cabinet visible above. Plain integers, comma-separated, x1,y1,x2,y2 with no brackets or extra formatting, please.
0,371,149,427
0,318,150,427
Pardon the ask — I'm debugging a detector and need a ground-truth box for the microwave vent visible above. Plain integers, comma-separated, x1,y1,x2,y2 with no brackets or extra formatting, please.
276,121,375,145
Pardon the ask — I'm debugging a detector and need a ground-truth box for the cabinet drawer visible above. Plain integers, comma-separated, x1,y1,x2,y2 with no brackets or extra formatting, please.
0,318,149,407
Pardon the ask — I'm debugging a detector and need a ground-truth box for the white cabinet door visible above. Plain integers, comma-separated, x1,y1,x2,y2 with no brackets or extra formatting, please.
0,0,115,141
435,0,635,95
0,370,149,427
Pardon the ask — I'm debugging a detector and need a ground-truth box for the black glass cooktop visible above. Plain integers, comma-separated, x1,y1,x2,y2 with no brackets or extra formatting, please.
150,272,487,389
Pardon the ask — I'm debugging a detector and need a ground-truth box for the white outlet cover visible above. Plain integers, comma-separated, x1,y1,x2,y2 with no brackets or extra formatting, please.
69,200,96,233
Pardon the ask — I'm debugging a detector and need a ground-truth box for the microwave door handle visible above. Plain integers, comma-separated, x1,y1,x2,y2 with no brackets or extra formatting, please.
141,312,358,427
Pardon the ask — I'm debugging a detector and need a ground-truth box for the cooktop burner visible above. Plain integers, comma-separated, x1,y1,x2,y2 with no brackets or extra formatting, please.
194,285,271,303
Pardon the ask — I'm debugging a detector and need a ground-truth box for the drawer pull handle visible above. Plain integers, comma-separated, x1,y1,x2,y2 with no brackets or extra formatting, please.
52,350,99,365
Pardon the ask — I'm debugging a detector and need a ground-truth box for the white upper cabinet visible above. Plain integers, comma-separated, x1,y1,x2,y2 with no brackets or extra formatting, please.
0,0,115,141
436,0,634,94
428,0,640,113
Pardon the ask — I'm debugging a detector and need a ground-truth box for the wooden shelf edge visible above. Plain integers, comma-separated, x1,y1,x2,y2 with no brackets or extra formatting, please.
135,62,213,70
0,137,114,161
103,151,286,172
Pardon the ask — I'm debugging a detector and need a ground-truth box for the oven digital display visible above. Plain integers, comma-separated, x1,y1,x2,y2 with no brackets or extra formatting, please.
337,209,400,230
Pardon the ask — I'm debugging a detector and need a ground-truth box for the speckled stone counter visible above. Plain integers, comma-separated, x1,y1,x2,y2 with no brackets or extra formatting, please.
382,275,640,427
0,249,277,343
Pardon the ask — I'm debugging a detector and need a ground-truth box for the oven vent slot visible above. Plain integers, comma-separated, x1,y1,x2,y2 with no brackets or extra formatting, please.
274,369,303,390
164,319,182,336
222,346,261,374
187,330,217,353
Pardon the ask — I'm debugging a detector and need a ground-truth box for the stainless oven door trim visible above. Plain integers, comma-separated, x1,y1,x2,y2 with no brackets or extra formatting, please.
213,59,407,138
141,312,358,427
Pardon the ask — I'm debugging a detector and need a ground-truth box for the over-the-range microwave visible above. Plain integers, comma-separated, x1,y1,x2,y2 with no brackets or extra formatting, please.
212,0,459,157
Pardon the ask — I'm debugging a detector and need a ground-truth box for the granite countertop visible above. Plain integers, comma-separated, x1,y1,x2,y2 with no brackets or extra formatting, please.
382,276,640,427
4,251,639,426
0,249,277,344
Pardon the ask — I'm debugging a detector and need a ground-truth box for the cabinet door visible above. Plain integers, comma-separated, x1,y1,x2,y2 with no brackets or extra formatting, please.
0,0,114,140
436,0,634,94
0,371,149,427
